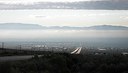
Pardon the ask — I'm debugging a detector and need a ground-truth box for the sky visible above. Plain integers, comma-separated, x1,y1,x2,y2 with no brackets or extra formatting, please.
0,0,101,2
0,0,128,43
0,10,128,27
0,0,123,4
0,0,128,27
0,0,99,4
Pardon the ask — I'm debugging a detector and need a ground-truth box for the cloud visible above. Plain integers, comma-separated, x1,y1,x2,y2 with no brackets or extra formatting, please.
0,1,128,10
0,0,100,4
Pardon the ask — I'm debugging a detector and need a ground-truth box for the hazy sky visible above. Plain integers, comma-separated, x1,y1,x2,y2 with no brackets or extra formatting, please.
0,0,98,4
0,0,101,2
0,0,128,43
0,10,128,27
0,0,128,27
0,30,128,41
0,0,123,4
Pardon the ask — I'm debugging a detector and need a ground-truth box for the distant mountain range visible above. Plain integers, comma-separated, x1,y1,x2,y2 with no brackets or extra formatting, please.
0,23,43,29
87,25,128,30
0,1,128,10
0,23,128,30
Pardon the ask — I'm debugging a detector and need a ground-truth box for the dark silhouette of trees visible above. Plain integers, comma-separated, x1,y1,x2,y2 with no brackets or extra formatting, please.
1,53,128,73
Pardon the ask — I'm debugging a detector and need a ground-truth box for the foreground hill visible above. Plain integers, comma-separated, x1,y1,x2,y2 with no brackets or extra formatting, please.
1,53,128,73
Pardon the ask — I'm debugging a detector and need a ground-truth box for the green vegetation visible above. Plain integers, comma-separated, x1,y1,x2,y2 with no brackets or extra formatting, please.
1,53,128,73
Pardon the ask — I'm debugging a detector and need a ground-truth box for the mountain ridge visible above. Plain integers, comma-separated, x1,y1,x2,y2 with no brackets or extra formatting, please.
0,23,128,30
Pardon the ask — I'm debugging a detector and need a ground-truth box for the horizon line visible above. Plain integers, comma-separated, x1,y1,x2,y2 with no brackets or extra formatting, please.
0,23,128,27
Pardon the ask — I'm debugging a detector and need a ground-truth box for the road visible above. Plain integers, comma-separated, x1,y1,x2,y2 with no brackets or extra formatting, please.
0,47,82,62
71,47,82,54
0,55,34,62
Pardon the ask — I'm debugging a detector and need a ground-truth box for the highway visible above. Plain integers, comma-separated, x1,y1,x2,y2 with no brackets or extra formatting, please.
0,47,82,62
71,47,82,54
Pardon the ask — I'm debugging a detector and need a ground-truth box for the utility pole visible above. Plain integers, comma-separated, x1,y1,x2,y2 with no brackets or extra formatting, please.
19,45,22,51
20,45,21,49
2,42,4,49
